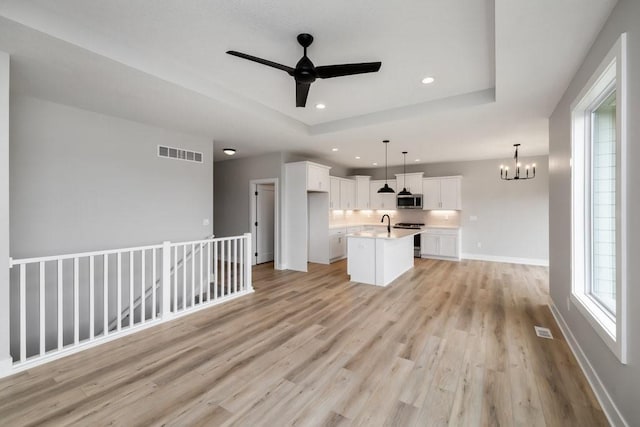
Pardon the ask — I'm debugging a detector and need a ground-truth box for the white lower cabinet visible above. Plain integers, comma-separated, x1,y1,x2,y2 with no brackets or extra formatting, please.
420,228,461,260
330,228,347,261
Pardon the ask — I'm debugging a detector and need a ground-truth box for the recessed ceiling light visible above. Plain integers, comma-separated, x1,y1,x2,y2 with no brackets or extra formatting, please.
223,148,236,156
415,159,420,162
332,148,339,152
373,162,378,166
355,156,361,159
421,76,435,84
316,103,326,109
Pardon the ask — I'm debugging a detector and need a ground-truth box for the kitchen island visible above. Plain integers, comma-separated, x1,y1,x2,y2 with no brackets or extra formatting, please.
347,228,423,286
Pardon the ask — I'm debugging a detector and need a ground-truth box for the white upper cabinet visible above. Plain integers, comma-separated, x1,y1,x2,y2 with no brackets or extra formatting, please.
329,177,341,209
439,178,461,210
395,172,424,194
422,176,462,210
370,179,397,210
339,179,356,210
306,162,331,192
352,176,371,210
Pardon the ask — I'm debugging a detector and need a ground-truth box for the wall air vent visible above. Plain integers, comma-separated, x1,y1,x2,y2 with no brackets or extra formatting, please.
157,145,203,163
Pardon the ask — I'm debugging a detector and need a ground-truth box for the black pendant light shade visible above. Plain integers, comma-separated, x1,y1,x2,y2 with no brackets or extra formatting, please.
378,140,395,194
378,183,395,193
398,151,411,196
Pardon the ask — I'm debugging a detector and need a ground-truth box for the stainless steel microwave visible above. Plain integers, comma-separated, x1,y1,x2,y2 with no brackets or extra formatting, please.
396,194,423,209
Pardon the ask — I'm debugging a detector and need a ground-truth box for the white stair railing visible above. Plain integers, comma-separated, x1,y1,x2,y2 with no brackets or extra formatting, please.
110,235,214,331
3,233,252,378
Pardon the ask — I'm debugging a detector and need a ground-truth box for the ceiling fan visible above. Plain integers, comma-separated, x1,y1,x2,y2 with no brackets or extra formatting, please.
226,33,382,108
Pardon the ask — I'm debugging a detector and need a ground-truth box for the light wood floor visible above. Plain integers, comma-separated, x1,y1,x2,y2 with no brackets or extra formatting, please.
0,259,607,426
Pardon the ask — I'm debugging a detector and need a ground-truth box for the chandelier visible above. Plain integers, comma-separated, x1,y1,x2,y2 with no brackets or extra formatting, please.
500,144,536,180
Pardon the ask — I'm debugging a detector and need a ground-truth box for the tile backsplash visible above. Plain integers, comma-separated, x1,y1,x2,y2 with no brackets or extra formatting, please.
329,209,460,228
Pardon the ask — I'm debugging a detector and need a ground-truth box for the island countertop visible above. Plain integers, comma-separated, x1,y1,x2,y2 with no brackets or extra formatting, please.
347,228,424,240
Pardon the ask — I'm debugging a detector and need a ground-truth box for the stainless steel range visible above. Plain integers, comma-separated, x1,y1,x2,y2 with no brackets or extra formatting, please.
393,223,424,257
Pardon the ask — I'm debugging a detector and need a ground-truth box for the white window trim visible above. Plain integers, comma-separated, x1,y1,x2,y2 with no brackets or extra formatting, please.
570,33,627,364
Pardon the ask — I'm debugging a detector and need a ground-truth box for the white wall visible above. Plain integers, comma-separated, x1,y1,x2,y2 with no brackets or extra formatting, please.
10,96,214,257
549,0,640,425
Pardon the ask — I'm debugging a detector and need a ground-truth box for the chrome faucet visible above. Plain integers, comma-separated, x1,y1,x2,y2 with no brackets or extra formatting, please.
381,214,391,234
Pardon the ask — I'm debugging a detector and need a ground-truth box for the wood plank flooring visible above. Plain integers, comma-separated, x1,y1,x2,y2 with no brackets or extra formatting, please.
0,259,608,426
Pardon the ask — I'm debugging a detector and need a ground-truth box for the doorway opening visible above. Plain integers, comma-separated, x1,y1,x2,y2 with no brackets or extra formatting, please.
249,178,280,269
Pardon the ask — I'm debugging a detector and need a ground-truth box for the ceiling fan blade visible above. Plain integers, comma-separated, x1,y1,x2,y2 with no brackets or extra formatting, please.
296,82,311,108
226,51,294,75
316,62,381,79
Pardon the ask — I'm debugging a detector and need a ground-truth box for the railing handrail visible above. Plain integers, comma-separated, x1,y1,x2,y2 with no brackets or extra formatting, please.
168,236,238,247
9,243,165,266
9,234,218,267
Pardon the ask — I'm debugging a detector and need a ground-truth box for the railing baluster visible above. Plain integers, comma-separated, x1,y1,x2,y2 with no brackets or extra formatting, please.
19,264,26,362
207,242,211,302
152,248,157,320
214,241,218,300
199,243,203,305
39,261,45,356
129,251,134,326
103,254,109,336
221,240,225,296
173,246,177,312
239,238,245,291
141,250,146,324
73,258,79,345
57,259,63,349
182,245,187,310
245,233,253,293
233,239,238,294
89,256,95,340
191,243,195,307
117,252,122,331
227,240,231,296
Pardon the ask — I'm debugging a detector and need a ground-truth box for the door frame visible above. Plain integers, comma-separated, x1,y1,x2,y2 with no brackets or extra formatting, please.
249,178,280,269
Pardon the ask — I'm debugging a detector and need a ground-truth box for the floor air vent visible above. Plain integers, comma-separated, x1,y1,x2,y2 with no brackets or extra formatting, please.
158,145,203,163
534,326,553,339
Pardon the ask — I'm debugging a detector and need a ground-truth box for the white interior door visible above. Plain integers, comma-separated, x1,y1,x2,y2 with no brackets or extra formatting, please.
256,184,275,264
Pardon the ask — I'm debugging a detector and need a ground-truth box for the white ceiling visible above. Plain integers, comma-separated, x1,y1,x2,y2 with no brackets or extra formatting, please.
0,0,616,167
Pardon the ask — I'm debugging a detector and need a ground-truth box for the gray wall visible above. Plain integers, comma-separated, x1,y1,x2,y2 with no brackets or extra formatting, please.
213,152,282,238
0,51,10,369
549,0,640,425
10,95,214,257
354,155,550,263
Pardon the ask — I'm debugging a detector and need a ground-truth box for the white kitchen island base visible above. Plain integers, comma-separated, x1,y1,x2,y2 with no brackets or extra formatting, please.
347,230,417,287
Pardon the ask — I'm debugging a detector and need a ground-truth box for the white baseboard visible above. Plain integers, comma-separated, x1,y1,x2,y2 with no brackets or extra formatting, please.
550,303,628,427
461,253,549,266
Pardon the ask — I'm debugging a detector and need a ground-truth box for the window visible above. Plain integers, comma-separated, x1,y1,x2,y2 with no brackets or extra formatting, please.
571,33,627,363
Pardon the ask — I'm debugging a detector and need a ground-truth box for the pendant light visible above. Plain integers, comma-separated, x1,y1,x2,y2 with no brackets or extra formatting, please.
499,144,536,180
378,140,395,193
398,151,411,196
